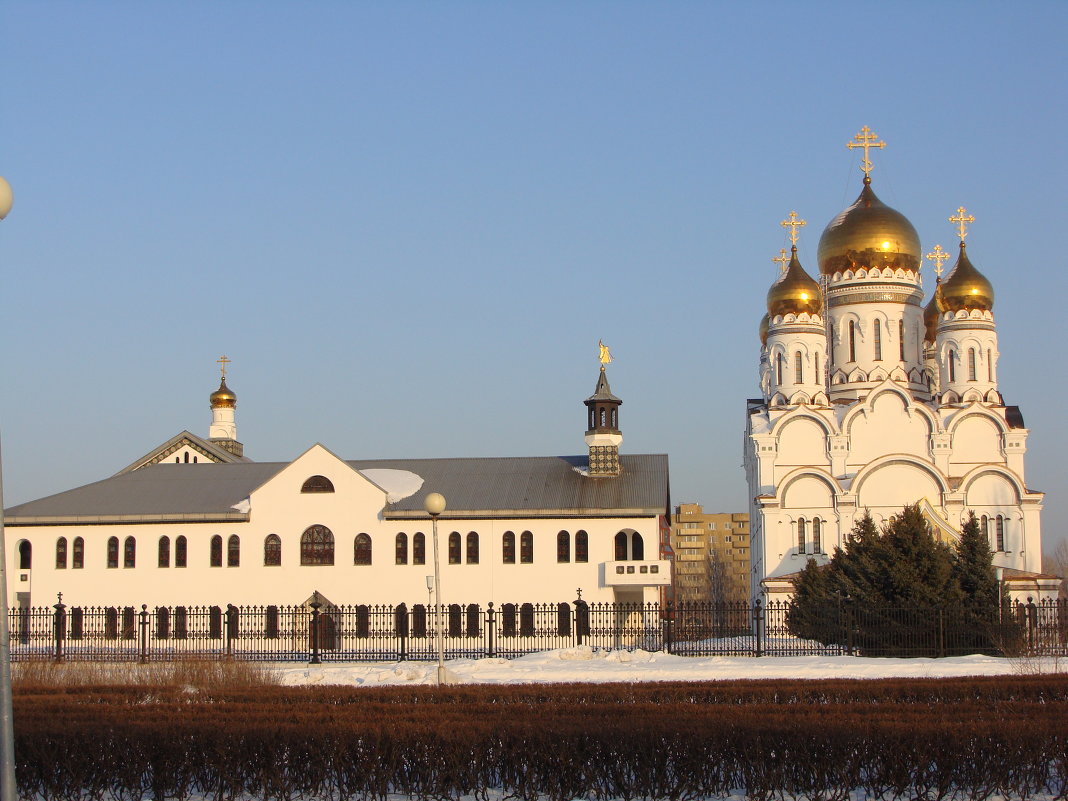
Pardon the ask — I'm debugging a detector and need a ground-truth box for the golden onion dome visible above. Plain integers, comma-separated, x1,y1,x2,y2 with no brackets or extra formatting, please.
817,177,921,276
210,378,237,409
939,242,994,312
759,313,769,345
767,247,823,317
923,281,943,343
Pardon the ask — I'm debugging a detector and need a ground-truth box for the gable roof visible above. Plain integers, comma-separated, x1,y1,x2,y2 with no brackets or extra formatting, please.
115,430,247,475
5,453,670,525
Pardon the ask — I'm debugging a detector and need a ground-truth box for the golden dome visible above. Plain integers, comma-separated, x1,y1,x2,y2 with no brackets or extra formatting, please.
210,378,237,409
939,242,994,312
817,177,921,276
767,247,823,317
759,313,769,345
923,281,943,343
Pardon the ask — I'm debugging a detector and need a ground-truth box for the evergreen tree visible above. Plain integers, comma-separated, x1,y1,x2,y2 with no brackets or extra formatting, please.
954,511,1003,653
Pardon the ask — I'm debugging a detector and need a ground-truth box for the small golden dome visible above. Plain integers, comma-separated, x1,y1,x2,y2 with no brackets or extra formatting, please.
939,242,994,312
923,281,943,343
817,177,921,276
759,313,769,345
210,378,237,409
767,247,823,317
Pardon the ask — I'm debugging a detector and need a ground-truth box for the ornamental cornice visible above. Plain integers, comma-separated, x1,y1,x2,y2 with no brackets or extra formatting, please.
828,290,922,307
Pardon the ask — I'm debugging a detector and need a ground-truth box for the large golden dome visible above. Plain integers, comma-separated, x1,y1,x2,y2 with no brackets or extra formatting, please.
767,247,823,317
923,281,943,343
939,242,994,312
210,378,237,409
817,177,921,276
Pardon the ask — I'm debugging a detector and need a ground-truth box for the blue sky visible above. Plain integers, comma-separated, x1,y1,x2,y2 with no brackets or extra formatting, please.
2,2,1066,552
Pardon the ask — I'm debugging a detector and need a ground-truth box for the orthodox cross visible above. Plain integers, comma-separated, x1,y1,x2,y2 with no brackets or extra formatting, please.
217,355,231,379
926,244,951,279
781,211,806,246
949,206,975,241
772,248,789,273
847,126,886,177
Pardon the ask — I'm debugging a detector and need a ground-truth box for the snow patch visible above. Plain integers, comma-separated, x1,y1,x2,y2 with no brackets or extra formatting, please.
361,469,425,503
231,498,251,513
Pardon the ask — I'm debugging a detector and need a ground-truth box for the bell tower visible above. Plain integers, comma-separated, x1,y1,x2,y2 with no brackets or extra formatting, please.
584,341,622,477
209,355,244,457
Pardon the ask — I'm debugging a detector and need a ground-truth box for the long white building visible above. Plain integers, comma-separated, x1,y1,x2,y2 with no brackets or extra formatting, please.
745,129,1056,604
4,361,670,611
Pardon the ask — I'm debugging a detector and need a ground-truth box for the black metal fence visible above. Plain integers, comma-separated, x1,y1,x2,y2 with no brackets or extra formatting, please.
8,598,1067,663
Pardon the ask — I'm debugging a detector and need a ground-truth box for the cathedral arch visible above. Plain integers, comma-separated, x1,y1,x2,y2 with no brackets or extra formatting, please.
947,410,1007,465
775,416,831,467
779,469,839,509
960,467,1025,507
853,456,949,509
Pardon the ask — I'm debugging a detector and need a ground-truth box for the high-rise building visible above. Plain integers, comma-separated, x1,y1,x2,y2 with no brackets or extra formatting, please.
670,504,749,603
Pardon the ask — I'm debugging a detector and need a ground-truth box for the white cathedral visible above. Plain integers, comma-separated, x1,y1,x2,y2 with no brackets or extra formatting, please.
745,129,1056,605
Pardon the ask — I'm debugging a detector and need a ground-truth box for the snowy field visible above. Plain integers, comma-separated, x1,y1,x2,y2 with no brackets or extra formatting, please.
273,644,1064,686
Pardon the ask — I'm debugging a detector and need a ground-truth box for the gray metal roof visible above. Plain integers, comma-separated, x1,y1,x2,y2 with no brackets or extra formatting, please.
5,454,669,525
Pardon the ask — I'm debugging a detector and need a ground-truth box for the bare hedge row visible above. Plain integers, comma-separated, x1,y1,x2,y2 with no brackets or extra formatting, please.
15,677,1068,801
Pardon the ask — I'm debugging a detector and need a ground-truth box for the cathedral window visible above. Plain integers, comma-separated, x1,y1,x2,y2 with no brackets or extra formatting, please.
265,606,280,638
948,350,956,383
158,536,170,568
448,604,463,637
413,532,426,565
56,537,67,569
814,352,820,383
968,348,977,381
466,532,479,564
615,532,627,561
156,608,170,639
300,525,334,566
794,352,803,384
848,321,857,363
899,320,905,361
558,531,571,563
448,532,461,564
412,604,427,638
797,519,806,554
557,602,571,637
996,516,1005,552
175,536,187,568
72,537,84,569
124,537,136,568
776,353,783,386
106,537,118,568
395,533,408,565
264,534,281,566
227,535,240,567
988,349,993,382
874,320,882,361
520,602,535,636
466,603,480,637
210,535,223,567
502,532,516,564
301,475,334,493
520,531,534,564
812,519,822,554
354,533,372,565
575,530,589,563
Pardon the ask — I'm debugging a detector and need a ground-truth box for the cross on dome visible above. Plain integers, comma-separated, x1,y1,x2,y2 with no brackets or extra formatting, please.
847,125,886,177
772,248,789,273
217,355,231,379
949,206,975,241
925,244,950,278
780,211,806,246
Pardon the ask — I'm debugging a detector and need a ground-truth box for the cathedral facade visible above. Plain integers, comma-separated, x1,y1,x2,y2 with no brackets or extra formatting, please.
744,130,1054,604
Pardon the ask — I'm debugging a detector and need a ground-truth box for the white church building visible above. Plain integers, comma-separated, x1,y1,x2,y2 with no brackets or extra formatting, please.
745,128,1056,604
3,360,671,611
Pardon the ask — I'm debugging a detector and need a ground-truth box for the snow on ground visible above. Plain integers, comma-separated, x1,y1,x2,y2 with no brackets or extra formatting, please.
274,644,1063,686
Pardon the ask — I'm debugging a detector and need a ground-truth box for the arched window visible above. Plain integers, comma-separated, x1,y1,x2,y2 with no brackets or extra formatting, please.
301,475,334,493
413,532,425,565
520,531,533,564
981,515,989,538
615,532,627,561
632,532,644,560
72,537,84,569
813,518,822,554
107,537,118,568
465,603,479,637
776,352,783,385
798,519,807,554
873,319,883,361
175,536,187,568
501,603,517,636
519,603,535,637
156,608,170,639
301,525,334,566
356,605,370,638
210,535,223,567
394,603,409,638
988,349,994,382
265,606,280,638
174,607,188,639
448,532,461,564
122,607,136,640
599,408,606,426
557,602,571,637
56,537,67,569
264,534,281,566
466,532,479,564
575,530,589,563
968,348,977,381
502,532,516,564
227,535,240,567
104,607,119,639
899,320,905,361
814,352,821,383
996,516,1005,552
448,604,462,637
948,350,956,382
396,533,408,565
848,320,857,363
158,536,170,568
412,604,427,638
794,352,803,384
611,409,617,427
354,533,372,566
557,531,570,563
124,537,136,568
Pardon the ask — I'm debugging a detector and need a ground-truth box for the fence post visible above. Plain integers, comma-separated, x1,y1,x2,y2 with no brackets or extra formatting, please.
139,604,149,663
663,601,674,655
1026,597,1037,655
574,596,589,646
753,599,764,658
225,604,236,659
398,605,408,662
486,602,496,658
309,597,322,665
53,594,67,663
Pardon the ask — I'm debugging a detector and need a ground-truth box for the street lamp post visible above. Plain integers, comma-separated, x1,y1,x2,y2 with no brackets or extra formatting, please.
0,175,16,801
424,492,447,686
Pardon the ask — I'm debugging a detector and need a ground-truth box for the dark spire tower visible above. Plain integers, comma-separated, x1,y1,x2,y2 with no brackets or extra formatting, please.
584,358,622,477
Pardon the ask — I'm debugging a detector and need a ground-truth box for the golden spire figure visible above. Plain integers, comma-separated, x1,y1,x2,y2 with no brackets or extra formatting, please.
926,244,951,279
847,125,886,177
772,248,789,273
949,206,975,241
216,355,232,379
781,211,806,246
598,340,613,367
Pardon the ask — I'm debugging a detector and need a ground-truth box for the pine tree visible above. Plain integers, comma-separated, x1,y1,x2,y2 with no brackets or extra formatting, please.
954,511,1002,653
